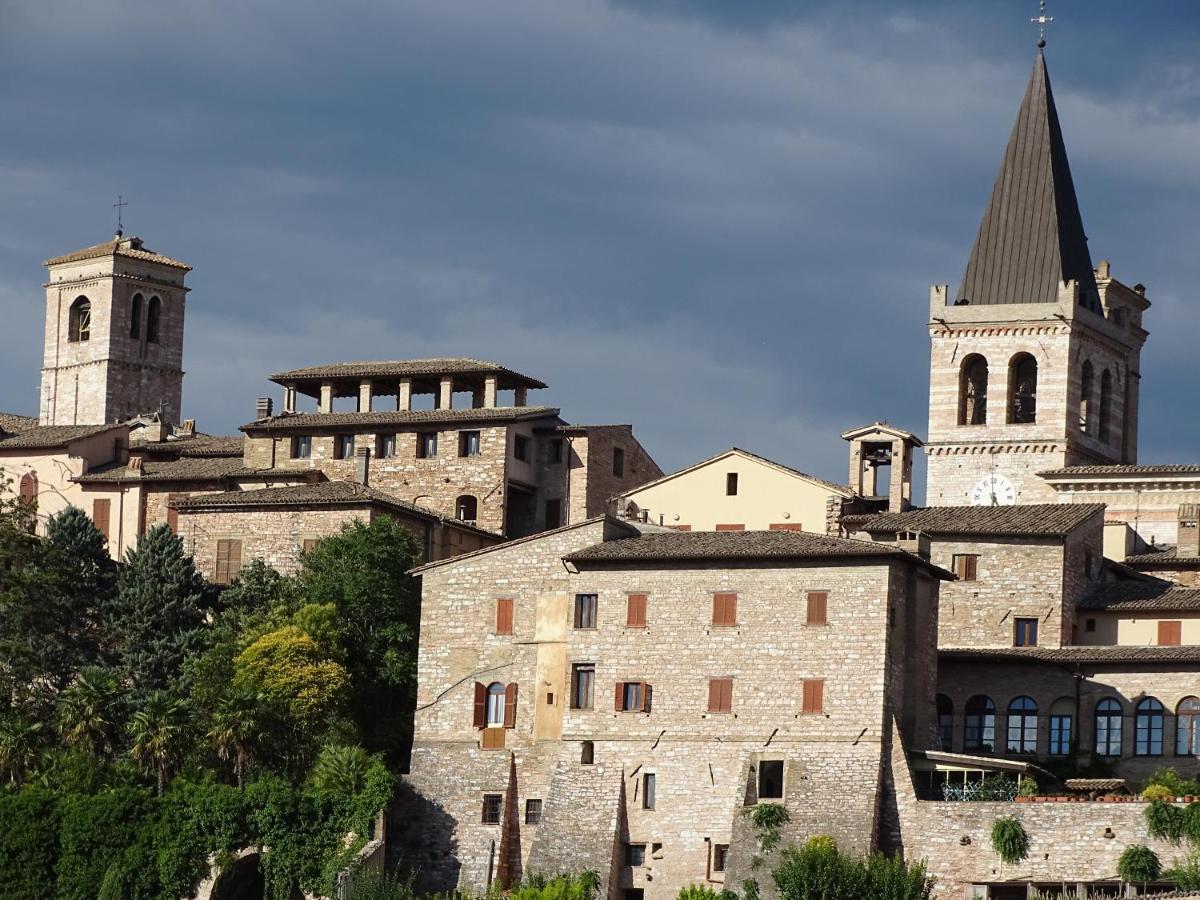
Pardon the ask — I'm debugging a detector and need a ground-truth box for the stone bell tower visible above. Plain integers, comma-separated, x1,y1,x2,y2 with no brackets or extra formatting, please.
39,233,192,426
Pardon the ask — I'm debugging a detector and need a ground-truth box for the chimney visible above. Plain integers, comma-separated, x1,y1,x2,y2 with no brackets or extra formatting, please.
896,530,931,561
354,446,370,485
1179,505,1200,559
255,397,274,420
127,455,143,472
180,418,196,436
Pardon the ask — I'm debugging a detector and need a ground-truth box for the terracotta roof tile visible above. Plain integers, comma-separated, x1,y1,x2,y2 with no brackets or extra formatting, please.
0,413,38,435
0,424,123,450
941,646,1200,664
858,503,1104,537
134,435,245,458
73,457,291,484
1040,464,1200,478
241,406,559,432
44,236,191,270
1124,547,1200,567
1079,581,1200,612
269,358,546,389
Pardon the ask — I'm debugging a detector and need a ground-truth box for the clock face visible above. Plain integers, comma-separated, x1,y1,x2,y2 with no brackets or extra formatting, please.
970,473,1017,506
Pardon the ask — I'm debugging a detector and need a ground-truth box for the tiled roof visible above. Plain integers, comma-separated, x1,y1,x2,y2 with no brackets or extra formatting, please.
0,413,38,435
0,424,123,450
410,516,638,574
1125,547,1200,567
269,358,547,389
565,529,950,574
44,236,191,270
618,447,853,499
74,457,292,484
241,406,559,432
1079,581,1200,613
1040,464,1200,478
857,503,1104,537
941,646,1200,664
134,435,245,458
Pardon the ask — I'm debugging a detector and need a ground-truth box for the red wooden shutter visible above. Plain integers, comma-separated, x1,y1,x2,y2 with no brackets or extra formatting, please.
1159,621,1182,646
473,682,487,728
965,556,978,581
627,594,647,627
722,678,733,712
615,682,625,711
166,492,184,534
18,472,37,507
92,499,111,543
713,592,737,626
642,683,652,713
806,592,828,626
496,598,514,634
228,539,242,579
769,523,803,531
802,679,824,714
709,677,732,713
503,683,518,728
715,524,745,532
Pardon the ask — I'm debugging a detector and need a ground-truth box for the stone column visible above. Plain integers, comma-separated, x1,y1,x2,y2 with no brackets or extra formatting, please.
283,386,297,414
439,376,454,410
514,387,527,407
397,379,412,411
318,382,333,414
358,380,373,412
484,376,498,408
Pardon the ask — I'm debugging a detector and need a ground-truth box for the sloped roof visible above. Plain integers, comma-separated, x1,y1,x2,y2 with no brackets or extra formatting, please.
241,406,559,432
620,447,853,499
74,457,302,484
44,235,191,271
133,434,245,458
840,422,923,446
941,646,1200,664
1079,581,1200,613
953,53,1099,309
1040,464,1200,479
269,358,546,389
856,503,1104,538
0,413,38,435
1124,547,1200,567
0,423,123,451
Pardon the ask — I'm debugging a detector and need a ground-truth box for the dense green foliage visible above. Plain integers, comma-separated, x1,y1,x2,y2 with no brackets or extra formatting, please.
675,885,724,900
990,816,1029,865
0,495,418,898
772,842,933,900
1116,844,1161,885
1145,766,1200,798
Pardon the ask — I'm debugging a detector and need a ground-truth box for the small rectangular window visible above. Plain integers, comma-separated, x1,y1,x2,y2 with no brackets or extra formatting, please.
613,447,625,477
1049,714,1072,756
301,538,319,553
376,434,397,458
1086,617,1097,633
642,772,656,809
524,798,542,825
1014,617,1039,647
334,434,355,460
624,843,646,867
514,434,530,462
165,493,184,535
550,438,564,463
627,593,648,627
715,523,745,531
618,681,646,712
571,664,595,710
806,591,828,626
708,677,733,713
459,430,482,457
544,498,562,529
92,498,111,543
574,594,598,629
758,760,784,800
726,472,738,496
712,592,737,627
291,435,312,459
215,538,243,586
1158,620,1183,646
953,554,979,582
802,679,824,714
417,432,438,458
712,844,729,873
481,794,502,825
496,598,514,635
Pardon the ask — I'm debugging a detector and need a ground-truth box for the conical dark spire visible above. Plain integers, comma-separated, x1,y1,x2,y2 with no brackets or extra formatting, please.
953,53,1099,308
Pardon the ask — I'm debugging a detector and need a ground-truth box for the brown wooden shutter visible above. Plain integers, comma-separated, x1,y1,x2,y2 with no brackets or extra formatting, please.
802,679,824,714
715,523,745,532
709,677,732,713
503,682,518,728
615,681,625,711
1159,621,1183,646
642,683,652,713
965,555,978,581
473,682,487,728
92,499,111,543
627,593,647,627
769,523,803,531
18,472,37,507
166,492,184,534
806,592,828,626
713,592,737,626
228,539,242,579
496,598,514,634
722,678,732,712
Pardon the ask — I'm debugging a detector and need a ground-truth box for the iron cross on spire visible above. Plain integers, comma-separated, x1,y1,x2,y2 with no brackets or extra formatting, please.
113,195,128,237
1032,0,1053,49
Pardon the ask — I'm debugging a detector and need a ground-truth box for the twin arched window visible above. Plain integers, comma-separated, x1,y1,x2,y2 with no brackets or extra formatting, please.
958,353,1039,425
456,494,478,523
1008,354,1038,424
68,297,91,342
1135,697,1165,756
130,293,143,338
146,296,162,343
1007,696,1038,754
1094,698,1123,757
964,695,996,752
959,355,988,425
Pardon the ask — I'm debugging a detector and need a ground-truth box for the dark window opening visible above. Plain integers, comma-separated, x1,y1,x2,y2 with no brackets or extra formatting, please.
525,799,542,825
612,447,625,477
712,844,729,873
964,695,996,752
1099,368,1113,443
146,296,162,343
1008,353,1038,424
417,432,438,458
758,760,784,800
959,355,988,425
574,593,597,629
1085,617,1097,633
544,498,562,529
68,297,91,342
571,664,595,710
642,772,656,809
291,435,312,459
481,794,502,825
1079,360,1094,432
625,844,646,867
580,740,595,764
726,472,738,496
1006,696,1038,754
514,434,530,462
376,434,397,458
130,293,143,339
459,430,482,457
455,495,478,524
334,434,355,459
1014,617,1038,647
550,438,564,463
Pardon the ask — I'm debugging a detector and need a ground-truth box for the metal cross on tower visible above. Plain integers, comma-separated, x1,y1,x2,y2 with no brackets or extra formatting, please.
1031,0,1053,49
113,195,128,237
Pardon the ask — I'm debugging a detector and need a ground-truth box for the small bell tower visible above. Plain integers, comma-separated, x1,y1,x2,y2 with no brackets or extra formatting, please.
842,422,921,513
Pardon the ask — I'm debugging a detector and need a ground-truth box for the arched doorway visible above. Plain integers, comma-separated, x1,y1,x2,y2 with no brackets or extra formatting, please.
209,853,264,900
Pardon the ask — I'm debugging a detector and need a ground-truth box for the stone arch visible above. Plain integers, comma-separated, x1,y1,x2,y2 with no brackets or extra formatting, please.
1099,368,1113,443
146,296,162,343
1079,359,1093,432
68,296,91,342
130,293,143,339
958,354,988,425
1007,353,1037,424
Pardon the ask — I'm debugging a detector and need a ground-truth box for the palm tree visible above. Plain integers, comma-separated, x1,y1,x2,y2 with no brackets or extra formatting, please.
208,689,265,788
128,692,188,796
56,668,121,758
0,716,43,787
308,743,374,795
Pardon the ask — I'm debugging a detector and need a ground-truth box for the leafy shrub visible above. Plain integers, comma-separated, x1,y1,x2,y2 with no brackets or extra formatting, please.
1117,844,1161,884
990,816,1029,865
1145,799,1187,845
1017,777,1038,798
346,870,420,900
805,835,837,853
0,789,60,900
1142,784,1173,802
773,843,932,900
1166,850,1200,890
501,871,601,900
748,802,791,856
1146,766,1200,797
677,885,723,900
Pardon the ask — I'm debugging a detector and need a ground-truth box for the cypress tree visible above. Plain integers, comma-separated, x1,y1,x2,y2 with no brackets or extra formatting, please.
109,525,205,704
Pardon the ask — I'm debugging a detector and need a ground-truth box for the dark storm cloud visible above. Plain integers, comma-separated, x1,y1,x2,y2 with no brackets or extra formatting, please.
1,1,1198,491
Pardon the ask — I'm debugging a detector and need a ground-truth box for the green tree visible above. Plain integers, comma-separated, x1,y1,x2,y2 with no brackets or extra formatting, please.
0,713,44,787
292,518,422,763
0,477,46,708
129,692,190,796
308,743,375,795
220,557,286,620
209,688,266,788
110,524,206,702
56,667,123,758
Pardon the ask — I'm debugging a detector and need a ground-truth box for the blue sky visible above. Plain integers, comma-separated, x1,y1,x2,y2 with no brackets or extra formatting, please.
2,1,1199,497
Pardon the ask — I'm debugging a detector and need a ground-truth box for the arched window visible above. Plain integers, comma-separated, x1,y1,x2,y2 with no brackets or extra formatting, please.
1079,360,1093,432
130,293,143,339
455,494,478,523
964,695,996,752
580,740,595,765
1007,696,1038,753
146,296,162,343
1094,698,1123,757
18,472,37,508
959,355,988,425
1135,697,1165,756
1099,369,1113,443
1048,697,1074,756
68,297,91,342
1008,353,1037,424
485,682,506,726
1177,698,1200,757
936,694,954,751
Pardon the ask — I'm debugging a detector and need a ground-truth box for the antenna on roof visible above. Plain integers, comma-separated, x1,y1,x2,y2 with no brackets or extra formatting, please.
113,195,128,238
1031,0,1053,50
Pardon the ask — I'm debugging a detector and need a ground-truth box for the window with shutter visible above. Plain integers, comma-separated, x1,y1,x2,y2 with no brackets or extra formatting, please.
166,493,184,534
806,592,828,626
768,523,803,531
473,682,487,728
627,593,648,627
1159,620,1183,646
215,539,242,585
708,677,733,713
952,554,979,581
714,523,745,532
712,593,737,627
92,499,111,543
496,598,514,635
503,683,518,728
802,679,824,714
18,472,37,508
